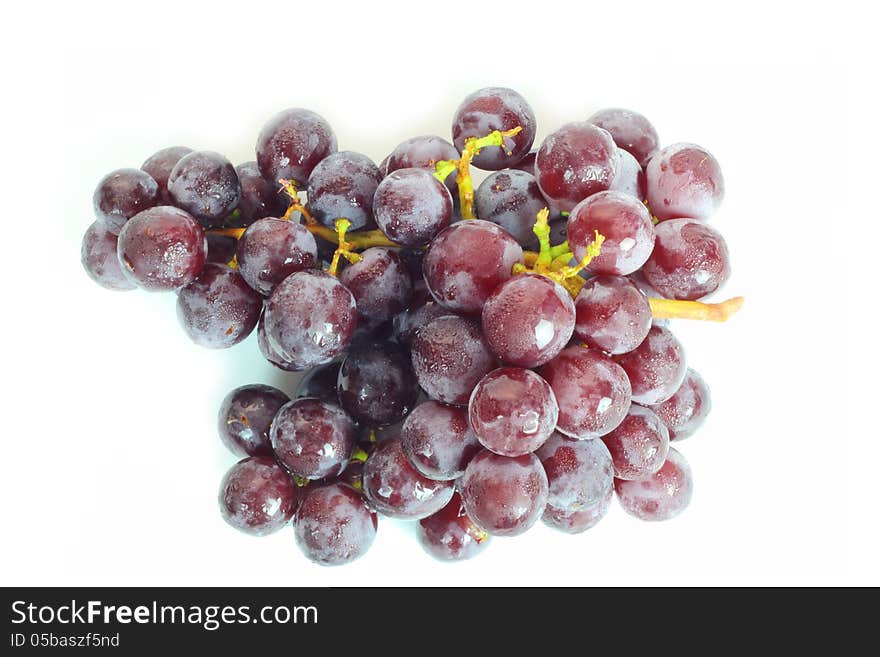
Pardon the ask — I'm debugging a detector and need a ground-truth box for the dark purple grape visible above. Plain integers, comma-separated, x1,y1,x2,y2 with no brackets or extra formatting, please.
481,273,575,368
168,151,241,228
295,362,342,404
339,247,413,321
347,314,395,350
537,346,632,440
469,368,558,457
205,233,238,265
256,108,337,185
614,326,687,405
176,264,262,348
535,122,620,212
338,341,418,427
81,221,136,291
422,220,524,314
418,492,490,561
307,151,381,230
116,206,206,291
615,447,693,521
641,218,730,300
386,135,459,192
141,146,192,204
236,217,318,296
294,483,377,566
537,431,614,533
411,315,496,406
648,368,711,441
271,398,356,480
218,456,298,536
373,168,452,247
474,169,545,246
588,108,659,167
93,168,159,234
511,150,537,175
397,248,425,281
451,87,537,170
609,149,646,199
362,438,455,519
646,143,724,221
459,450,548,537
217,384,290,457
256,314,299,371
263,270,357,369
235,160,287,225
392,285,452,346
567,190,655,276
574,275,652,355
601,405,670,480
400,401,480,480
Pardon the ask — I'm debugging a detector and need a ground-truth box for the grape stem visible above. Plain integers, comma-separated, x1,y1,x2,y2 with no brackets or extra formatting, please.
327,219,362,276
278,179,316,225
434,126,524,220
648,296,744,322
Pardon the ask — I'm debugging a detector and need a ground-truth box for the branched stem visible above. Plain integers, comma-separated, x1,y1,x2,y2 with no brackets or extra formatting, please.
278,179,316,225
327,219,362,276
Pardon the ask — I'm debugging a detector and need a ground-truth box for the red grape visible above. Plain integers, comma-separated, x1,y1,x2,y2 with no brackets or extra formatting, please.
206,233,238,265
168,151,241,228
81,221,136,291
422,220,524,314
236,217,318,296
417,492,490,561
218,456,299,536
451,87,536,170
648,368,711,441
385,134,459,193
93,168,159,235
400,401,480,480
610,149,646,200
468,367,558,457
601,405,670,480
646,143,724,221
459,450,548,537
614,325,687,405
537,346,632,439
373,168,452,247
474,169,546,246
481,273,575,367
256,108,337,185
574,275,652,355
337,341,418,427
256,313,299,372
588,107,659,167
615,447,693,521
271,398,356,480
295,362,342,404
141,146,192,204
235,160,288,225
307,150,381,230
567,190,655,276
294,483,377,566
339,247,413,321
217,384,289,458
391,284,452,345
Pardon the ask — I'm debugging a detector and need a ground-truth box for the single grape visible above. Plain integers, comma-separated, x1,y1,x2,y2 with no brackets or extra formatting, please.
417,492,490,561
574,275,652,355
295,361,342,404
481,273,575,368
588,108,659,167
614,325,686,405
422,220,524,314
615,447,693,521
339,247,413,321
468,367,558,457
474,169,546,246
168,151,241,228
648,368,711,441
362,438,455,519
235,160,288,225
401,401,481,480
294,483,377,566
537,431,614,533
641,218,731,300
337,341,419,427
93,168,159,234
391,284,453,345
373,168,452,247
141,146,192,204
218,456,298,536
236,217,318,296
307,151,381,231
271,398,356,480
646,142,724,221
218,384,290,457
458,450,548,537
347,314,395,351
386,134,459,193
411,315,496,406
205,233,238,265
535,121,620,212
176,264,262,348
451,87,537,169
567,190,655,276
256,314,299,372
116,206,206,291
601,405,670,480
263,269,357,369
537,346,632,440
256,108,337,185
81,221,136,291
609,149,646,199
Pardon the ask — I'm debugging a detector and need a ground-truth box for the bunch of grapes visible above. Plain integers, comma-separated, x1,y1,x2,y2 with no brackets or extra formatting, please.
81,87,741,566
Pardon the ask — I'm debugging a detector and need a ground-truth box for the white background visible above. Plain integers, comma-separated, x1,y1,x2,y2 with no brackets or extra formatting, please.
2,0,878,586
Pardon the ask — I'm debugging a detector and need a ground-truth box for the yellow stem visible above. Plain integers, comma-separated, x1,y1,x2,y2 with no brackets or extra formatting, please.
328,219,362,277
278,179,316,225
648,296,745,322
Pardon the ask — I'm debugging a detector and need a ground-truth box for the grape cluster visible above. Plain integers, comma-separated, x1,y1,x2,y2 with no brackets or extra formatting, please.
82,87,739,567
